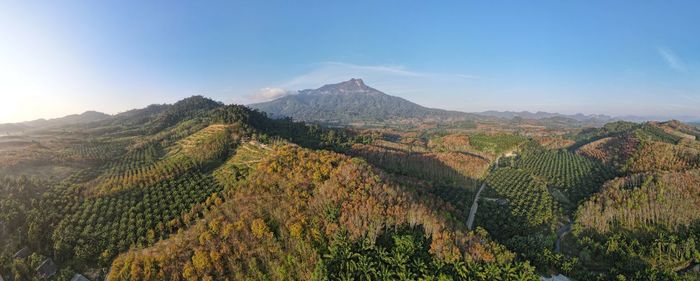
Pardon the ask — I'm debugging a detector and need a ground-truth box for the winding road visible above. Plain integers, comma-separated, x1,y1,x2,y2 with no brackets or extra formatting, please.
466,156,500,230
466,181,487,230
554,223,572,253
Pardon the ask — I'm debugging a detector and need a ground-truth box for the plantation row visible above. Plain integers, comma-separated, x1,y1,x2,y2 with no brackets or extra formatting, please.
52,171,223,265
92,125,233,194
92,155,197,195
99,142,161,176
485,168,556,227
515,149,614,203
58,140,129,163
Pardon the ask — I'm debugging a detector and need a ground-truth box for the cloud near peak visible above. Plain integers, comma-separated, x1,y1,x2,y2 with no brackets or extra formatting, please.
246,87,295,103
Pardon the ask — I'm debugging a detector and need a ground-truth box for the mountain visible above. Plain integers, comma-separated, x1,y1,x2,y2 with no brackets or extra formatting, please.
0,111,111,133
617,115,700,123
33,111,111,126
249,78,465,123
248,79,625,127
478,110,615,123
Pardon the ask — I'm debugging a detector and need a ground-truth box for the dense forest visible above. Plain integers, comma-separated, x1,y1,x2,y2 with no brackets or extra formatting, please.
1,96,699,280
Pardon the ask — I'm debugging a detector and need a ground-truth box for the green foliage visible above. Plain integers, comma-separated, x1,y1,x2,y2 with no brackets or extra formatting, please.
637,124,682,144
318,226,540,281
572,121,640,148
468,134,527,155
515,149,615,204
106,143,525,280
52,172,222,266
485,168,557,228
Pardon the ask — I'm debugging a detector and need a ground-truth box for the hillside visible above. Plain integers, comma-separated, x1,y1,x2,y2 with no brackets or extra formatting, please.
573,170,700,275
0,96,540,281
107,143,537,280
575,121,700,173
249,79,466,123
2,95,700,281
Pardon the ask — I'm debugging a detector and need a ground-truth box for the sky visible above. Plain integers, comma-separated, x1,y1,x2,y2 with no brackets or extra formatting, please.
1,0,699,123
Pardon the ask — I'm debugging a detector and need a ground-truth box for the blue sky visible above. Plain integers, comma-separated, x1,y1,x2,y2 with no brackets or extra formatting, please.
1,1,699,122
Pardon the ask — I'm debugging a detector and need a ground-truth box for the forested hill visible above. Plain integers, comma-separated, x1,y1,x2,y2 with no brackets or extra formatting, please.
0,95,540,281
3,94,699,280
248,78,467,123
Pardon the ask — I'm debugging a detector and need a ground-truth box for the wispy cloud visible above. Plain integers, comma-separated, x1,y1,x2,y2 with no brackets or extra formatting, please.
246,87,296,102
281,62,427,90
455,74,482,80
320,61,425,77
658,47,687,72
280,61,481,89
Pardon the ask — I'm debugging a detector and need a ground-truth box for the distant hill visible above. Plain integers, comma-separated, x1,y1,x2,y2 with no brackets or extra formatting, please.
0,123,29,134
478,110,615,123
574,120,700,173
249,78,466,123
28,111,111,127
0,110,110,133
0,96,226,135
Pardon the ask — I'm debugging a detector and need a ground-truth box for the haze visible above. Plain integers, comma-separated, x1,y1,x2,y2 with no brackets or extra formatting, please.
1,0,699,123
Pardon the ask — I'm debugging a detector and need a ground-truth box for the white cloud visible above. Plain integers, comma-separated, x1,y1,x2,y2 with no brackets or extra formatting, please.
658,47,687,72
246,87,295,102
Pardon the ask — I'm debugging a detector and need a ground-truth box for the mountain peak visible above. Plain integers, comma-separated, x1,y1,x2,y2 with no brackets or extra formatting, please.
347,78,366,87
315,78,373,94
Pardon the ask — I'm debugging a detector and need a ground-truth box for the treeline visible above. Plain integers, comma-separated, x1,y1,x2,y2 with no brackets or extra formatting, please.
352,143,489,187
570,170,700,279
576,170,700,234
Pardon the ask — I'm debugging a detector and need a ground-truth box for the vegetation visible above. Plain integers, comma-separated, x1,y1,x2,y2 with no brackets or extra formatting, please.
515,149,615,204
106,143,536,280
570,170,700,279
485,168,557,229
2,95,700,280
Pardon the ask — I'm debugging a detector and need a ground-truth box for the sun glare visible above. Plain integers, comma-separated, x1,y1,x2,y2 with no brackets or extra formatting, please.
0,95,19,123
